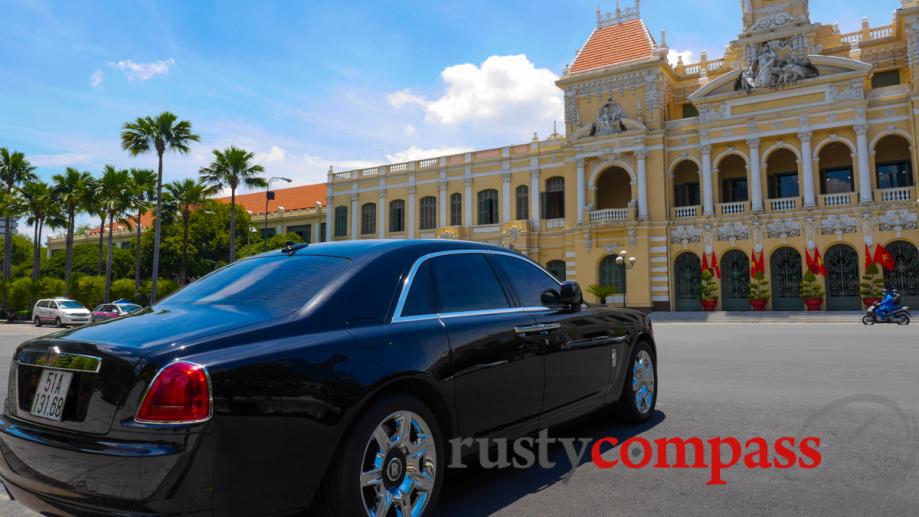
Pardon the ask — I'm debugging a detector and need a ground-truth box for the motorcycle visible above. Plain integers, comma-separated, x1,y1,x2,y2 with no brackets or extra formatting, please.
862,300,911,325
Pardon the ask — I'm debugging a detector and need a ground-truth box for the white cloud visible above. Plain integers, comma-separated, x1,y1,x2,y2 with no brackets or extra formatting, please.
255,145,287,164
89,69,104,88
667,49,695,68
109,58,175,81
403,124,417,137
387,89,427,109
385,145,472,164
29,152,93,167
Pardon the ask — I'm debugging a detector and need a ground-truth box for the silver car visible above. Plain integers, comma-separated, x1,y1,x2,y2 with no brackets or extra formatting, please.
32,298,92,327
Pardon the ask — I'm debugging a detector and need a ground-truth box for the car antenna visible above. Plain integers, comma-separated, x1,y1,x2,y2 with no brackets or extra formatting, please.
281,241,307,256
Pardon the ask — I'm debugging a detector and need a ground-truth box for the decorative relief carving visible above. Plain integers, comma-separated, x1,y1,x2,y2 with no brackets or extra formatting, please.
718,222,749,244
670,225,702,246
820,214,858,239
564,88,579,125
766,218,801,240
628,227,637,247
736,38,818,92
878,209,918,236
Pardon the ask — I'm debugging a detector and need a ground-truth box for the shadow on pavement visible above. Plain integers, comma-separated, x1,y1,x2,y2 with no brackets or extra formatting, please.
437,409,666,516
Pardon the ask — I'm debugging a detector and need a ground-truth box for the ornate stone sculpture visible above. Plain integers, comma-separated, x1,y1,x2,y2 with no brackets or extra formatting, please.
735,40,819,92
670,225,702,247
767,218,802,241
820,214,859,239
718,222,749,245
878,209,918,237
595,98,626,136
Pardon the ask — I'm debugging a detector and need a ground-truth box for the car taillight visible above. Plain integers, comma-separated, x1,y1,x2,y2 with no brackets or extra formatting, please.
136,361,211,423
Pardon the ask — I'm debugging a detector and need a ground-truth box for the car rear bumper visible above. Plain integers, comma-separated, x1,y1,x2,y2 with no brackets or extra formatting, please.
0,415,214,515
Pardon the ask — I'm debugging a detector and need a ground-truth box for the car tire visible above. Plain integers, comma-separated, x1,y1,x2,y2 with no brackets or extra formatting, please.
33,317,41,327
315,394,444,517
613,340,657,424
54,317,62,328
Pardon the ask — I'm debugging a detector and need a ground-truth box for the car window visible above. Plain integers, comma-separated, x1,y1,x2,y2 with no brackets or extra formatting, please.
492,254,561,307
156,254,351,318
93,305,104,312
49,302,58,309
37,301,48,308
58,301,84,309
121,304,142,313
430,253,510,313
401,261,435,317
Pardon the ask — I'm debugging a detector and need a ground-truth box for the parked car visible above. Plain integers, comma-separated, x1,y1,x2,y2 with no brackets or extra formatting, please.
31,298,91,328
91,302,143,323
0,240,657,516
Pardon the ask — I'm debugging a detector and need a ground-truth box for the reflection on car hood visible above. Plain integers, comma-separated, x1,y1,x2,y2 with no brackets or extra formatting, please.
55,305,274,351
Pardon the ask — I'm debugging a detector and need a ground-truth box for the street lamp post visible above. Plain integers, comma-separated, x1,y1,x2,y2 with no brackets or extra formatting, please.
264,177,292,251
615,249,637,308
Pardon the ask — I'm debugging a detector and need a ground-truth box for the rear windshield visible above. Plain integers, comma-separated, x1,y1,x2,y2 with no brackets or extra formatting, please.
119,304,142,313
156,254,350,318
58,301,85,309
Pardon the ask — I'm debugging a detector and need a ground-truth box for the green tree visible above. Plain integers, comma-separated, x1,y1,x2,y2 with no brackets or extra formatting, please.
22,181,65,287
121,112,200,303
129,168,157,295
44,244,133,280
110,278,137,301
199,147,266,263
97,166,133,302
0,148,37,283
52,168,93,294
237,231,304,259
82,175,107,276
164,179,215,285
72,275,105,310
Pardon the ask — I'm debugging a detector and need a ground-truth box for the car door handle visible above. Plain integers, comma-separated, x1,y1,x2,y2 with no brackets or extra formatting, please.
514,323,561,335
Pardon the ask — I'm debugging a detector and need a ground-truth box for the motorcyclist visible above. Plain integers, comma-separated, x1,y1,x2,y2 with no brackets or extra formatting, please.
877,288,897,321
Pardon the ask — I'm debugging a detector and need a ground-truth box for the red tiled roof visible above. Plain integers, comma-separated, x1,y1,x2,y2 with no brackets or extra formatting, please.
569,19,656,74
218,182,327,215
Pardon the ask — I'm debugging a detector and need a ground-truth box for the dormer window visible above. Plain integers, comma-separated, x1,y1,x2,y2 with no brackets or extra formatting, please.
871,69,901,89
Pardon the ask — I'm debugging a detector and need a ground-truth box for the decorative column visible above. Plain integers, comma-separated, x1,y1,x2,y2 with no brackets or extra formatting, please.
635,150,649,220
576,159,586,224
325,167,334,241
464,173,473,227
350,192,359,240
855,124,873,203
313,220,320,243
378,189,387,238
701,144,714,216
530,166,540,227
747,138,763,212
438,181,447,228
799,132,817,207
407,185,417,239
501,171,511,223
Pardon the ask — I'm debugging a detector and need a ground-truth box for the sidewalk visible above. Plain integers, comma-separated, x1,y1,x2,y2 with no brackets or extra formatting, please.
651,311,867,324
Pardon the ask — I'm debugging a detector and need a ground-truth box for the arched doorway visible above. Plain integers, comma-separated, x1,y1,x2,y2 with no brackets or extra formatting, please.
717,155,749,206
874,134,914,190
721,250,750,311
765,148,800,207
674,252,701,311
884,241,919,306
595,167,632,209
598,256,627,297
818,142,855,197
825,244,860,310
672,160,701,214
771,247,803,311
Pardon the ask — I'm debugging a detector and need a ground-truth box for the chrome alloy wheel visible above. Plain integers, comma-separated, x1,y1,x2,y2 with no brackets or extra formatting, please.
360,410,437,517
632,350,655,415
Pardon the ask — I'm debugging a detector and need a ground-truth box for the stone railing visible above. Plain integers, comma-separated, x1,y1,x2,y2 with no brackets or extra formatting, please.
545,218,566,229
769,197,798,212
839,23,895,46
673,206,699,219
589,208,633,224
821,192,854,207
877,187,914,203
718,201,748,215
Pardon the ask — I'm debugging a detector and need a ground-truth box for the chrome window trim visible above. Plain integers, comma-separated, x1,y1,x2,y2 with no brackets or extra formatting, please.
391,249,562,323
15,348,102,373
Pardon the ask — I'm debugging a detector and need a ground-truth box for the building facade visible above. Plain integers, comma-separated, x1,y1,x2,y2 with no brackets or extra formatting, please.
48,0,919,311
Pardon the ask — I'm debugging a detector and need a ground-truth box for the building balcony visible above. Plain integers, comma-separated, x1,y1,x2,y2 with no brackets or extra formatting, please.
876,186,914,203
718,201,749,216
589,207,635,224
821,192,855,207
672,205,700,219
768,197,799,212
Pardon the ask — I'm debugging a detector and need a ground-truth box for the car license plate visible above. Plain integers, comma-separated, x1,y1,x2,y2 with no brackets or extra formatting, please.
30,370,73,422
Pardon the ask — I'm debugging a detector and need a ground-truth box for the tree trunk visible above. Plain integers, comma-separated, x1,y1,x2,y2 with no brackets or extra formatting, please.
3,180,14,283
97,214,105,275
150,153,164,304
134,210,142,296
31,217,41,283
229,189,237,263
104,213,114,303
181,213,189,285
64,210,75,296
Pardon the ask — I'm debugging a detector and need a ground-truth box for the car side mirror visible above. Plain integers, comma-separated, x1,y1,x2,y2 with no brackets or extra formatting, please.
559,281,583,308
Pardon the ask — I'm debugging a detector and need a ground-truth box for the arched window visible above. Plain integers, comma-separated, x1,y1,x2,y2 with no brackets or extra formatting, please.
875,135,914,189
419,196,437,230
450,193,462,226
361,203,376,235
598,255,626,294
516,185,529,221
334,206,348,237
542,177,565,219
478,189,499,225
546,260,566,281
389,200,405,232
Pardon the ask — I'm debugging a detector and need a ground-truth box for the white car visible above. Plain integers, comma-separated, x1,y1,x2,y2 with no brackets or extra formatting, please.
32,298,92,328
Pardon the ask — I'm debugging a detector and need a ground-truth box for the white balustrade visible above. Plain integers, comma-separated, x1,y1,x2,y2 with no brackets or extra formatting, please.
546,218,566,229
718,201,748,215
673,206,699,219
589,208,632,223
418,158,438,169
769,197,798,212
877,187,914,202
821,192,853,207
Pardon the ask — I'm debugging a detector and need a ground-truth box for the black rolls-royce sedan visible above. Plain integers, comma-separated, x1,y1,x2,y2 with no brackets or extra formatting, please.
0,240,657,516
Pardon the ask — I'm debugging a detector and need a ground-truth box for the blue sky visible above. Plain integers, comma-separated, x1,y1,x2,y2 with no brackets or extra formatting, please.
0,0,901,212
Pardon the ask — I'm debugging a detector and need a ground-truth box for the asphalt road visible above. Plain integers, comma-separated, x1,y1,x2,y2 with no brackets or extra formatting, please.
0,322,917,516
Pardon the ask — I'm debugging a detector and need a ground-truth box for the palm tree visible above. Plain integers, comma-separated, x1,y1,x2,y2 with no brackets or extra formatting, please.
0,148,37,282
129,168,156,294
82,176,107,276
52,168,93,294
121,112,200,303
22,180,64,284
199,147,266,263
99,166,132,302
164,179,215,285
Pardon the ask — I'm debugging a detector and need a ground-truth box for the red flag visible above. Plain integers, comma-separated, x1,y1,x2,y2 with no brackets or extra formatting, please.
874,243,896,272
710,252,721,279
813,247,827,276
805,248,816,273
702,252,709,273
750,249,764,278
865,243,874,270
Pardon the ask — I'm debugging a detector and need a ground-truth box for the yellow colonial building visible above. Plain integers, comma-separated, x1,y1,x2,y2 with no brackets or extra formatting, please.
48,0,919,312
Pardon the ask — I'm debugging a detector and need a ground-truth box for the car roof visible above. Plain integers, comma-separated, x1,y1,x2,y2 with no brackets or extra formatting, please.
249,239,510,261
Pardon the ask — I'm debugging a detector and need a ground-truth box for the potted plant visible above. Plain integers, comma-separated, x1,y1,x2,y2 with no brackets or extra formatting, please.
586,284,618,305
799,271,825,311
748,271,770,311
699,269,719,311
860,263,884,308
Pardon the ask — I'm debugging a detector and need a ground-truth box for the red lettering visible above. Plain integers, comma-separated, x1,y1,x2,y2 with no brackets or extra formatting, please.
706,437,741,485
774,436,797,469
798,437,822,469
591,437,619,469
743,437,773,469
620,437,652,468
654,437,707,468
